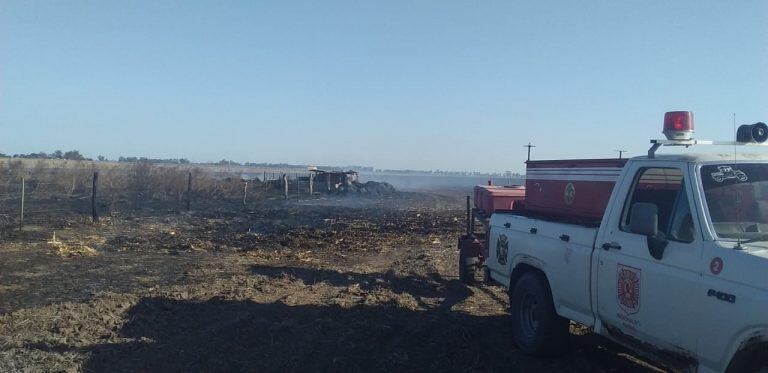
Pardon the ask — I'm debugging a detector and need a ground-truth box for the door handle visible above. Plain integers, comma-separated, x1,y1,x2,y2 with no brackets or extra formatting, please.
504,222,511,228
602,242,622,251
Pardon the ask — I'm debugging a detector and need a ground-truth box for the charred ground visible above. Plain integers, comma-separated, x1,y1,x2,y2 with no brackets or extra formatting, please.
0,190,659,372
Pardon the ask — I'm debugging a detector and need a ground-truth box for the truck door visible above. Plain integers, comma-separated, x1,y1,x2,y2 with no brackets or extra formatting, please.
596,164,702,359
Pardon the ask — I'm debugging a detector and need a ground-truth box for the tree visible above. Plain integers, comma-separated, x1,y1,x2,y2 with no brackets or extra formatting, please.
63,150,85,160
217,159,240,166
97,155,106,161
52,150,63,159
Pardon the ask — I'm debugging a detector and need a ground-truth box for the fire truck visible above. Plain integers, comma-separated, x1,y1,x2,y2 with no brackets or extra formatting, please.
459,111,768,372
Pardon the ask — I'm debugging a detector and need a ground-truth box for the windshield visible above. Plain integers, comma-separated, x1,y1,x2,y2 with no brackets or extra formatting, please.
701,163,768,240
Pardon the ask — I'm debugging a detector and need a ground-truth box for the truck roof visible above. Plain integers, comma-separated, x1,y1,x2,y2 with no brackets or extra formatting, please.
634,152,768,163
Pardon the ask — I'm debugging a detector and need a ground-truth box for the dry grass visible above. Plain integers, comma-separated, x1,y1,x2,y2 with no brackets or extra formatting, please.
0,158,263,203
46,232,99,258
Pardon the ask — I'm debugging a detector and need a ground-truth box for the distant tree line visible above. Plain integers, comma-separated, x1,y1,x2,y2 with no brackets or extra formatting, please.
0,151,512,176
0,150,198,165
2,150,89,161
118,156,190,164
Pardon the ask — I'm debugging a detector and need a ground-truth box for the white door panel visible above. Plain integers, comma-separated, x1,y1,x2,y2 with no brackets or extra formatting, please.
596,163,702,361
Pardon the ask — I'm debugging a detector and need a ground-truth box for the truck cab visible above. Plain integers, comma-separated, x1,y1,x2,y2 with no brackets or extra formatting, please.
592,154,768,372
476,115,768,372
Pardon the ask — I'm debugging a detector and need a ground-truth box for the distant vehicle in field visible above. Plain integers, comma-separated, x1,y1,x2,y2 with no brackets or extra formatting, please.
459,113,768,372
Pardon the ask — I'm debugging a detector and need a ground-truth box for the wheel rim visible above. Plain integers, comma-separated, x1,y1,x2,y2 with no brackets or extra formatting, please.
519,293,540,338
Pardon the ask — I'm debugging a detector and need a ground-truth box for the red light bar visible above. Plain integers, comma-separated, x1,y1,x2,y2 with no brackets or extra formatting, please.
663,111,694,140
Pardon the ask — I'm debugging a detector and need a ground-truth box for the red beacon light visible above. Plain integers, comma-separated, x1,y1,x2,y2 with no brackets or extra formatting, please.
663,111,694,140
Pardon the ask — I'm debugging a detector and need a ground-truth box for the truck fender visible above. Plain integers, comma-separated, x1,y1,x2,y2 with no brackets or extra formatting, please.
508,255,550,296
507,255,581,324
724,328,768,372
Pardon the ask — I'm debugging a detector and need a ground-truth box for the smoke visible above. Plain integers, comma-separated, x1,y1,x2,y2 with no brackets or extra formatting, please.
361,173,524,191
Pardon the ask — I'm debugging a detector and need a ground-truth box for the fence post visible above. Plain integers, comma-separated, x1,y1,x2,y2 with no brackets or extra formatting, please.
91,172,99,222
296,173,300,198
186,172,192,211
466,195,471,236
19,177,24,231
243,181,248,206
326,173,331,191
283,174,288,199
309,173,314,195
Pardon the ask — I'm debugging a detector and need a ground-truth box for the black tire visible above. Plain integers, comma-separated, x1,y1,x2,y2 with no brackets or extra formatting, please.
510,271,570,356
482,266,492,284
458,251,478,285
727,346,768,373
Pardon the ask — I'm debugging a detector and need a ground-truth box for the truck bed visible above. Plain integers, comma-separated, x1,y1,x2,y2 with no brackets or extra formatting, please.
487,212,598,326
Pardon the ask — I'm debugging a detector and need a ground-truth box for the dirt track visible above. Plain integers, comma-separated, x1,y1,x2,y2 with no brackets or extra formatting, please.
0,191,660,372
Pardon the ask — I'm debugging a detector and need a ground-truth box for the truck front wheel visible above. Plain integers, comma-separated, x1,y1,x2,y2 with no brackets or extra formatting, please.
510,271,570,356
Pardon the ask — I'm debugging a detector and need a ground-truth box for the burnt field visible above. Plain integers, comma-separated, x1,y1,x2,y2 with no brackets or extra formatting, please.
0,189,659,372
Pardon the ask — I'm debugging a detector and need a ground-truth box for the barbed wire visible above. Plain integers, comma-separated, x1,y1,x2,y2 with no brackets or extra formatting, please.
0,169,307,232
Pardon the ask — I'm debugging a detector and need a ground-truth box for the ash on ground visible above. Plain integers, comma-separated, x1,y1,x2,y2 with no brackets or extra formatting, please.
0,190,660,372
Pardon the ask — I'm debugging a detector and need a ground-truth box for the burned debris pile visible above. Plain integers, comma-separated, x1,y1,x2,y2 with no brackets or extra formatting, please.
338,180,397,196
310,169,397,196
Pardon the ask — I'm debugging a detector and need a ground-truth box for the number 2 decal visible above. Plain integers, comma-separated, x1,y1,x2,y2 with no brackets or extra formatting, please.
710,257,724,275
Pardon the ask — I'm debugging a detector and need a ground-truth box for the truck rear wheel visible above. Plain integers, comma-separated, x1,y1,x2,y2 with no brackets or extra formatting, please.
727,344,768,373
510,271,569,356
458,251,478,285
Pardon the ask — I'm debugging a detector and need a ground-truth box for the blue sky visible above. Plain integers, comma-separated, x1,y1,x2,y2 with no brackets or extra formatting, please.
1,1,766,173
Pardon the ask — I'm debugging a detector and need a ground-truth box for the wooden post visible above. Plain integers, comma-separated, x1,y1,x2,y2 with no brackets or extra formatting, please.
466,195,471,236
283,174,288,199
19,177,24,231
91,172,99,222
263,171,267,191
309,173,314,195
243,181,248,206
70,175,76,196
326,173,331,191
186,172,192,211
471,202,476,235
296,173,300,198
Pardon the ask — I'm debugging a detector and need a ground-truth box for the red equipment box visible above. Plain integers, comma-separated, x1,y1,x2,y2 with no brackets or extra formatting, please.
474,185,526,215
523,158,628,222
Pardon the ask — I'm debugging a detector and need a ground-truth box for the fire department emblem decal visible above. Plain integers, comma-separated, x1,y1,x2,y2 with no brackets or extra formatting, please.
496,234,509,265
564,183,576,205
617,264,641,315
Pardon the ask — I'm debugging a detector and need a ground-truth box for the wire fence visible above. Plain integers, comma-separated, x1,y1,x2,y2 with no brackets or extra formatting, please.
0,163,330,233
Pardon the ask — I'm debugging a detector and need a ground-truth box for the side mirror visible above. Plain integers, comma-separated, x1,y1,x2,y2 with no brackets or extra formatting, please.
630,202,667,260
630,203,658,236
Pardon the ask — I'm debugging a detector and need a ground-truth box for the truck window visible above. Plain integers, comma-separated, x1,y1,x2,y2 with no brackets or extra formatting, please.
700,163,768,239
620,167,694,242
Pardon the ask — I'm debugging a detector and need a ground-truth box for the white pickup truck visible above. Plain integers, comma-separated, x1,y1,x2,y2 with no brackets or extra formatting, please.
485,152,768,372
